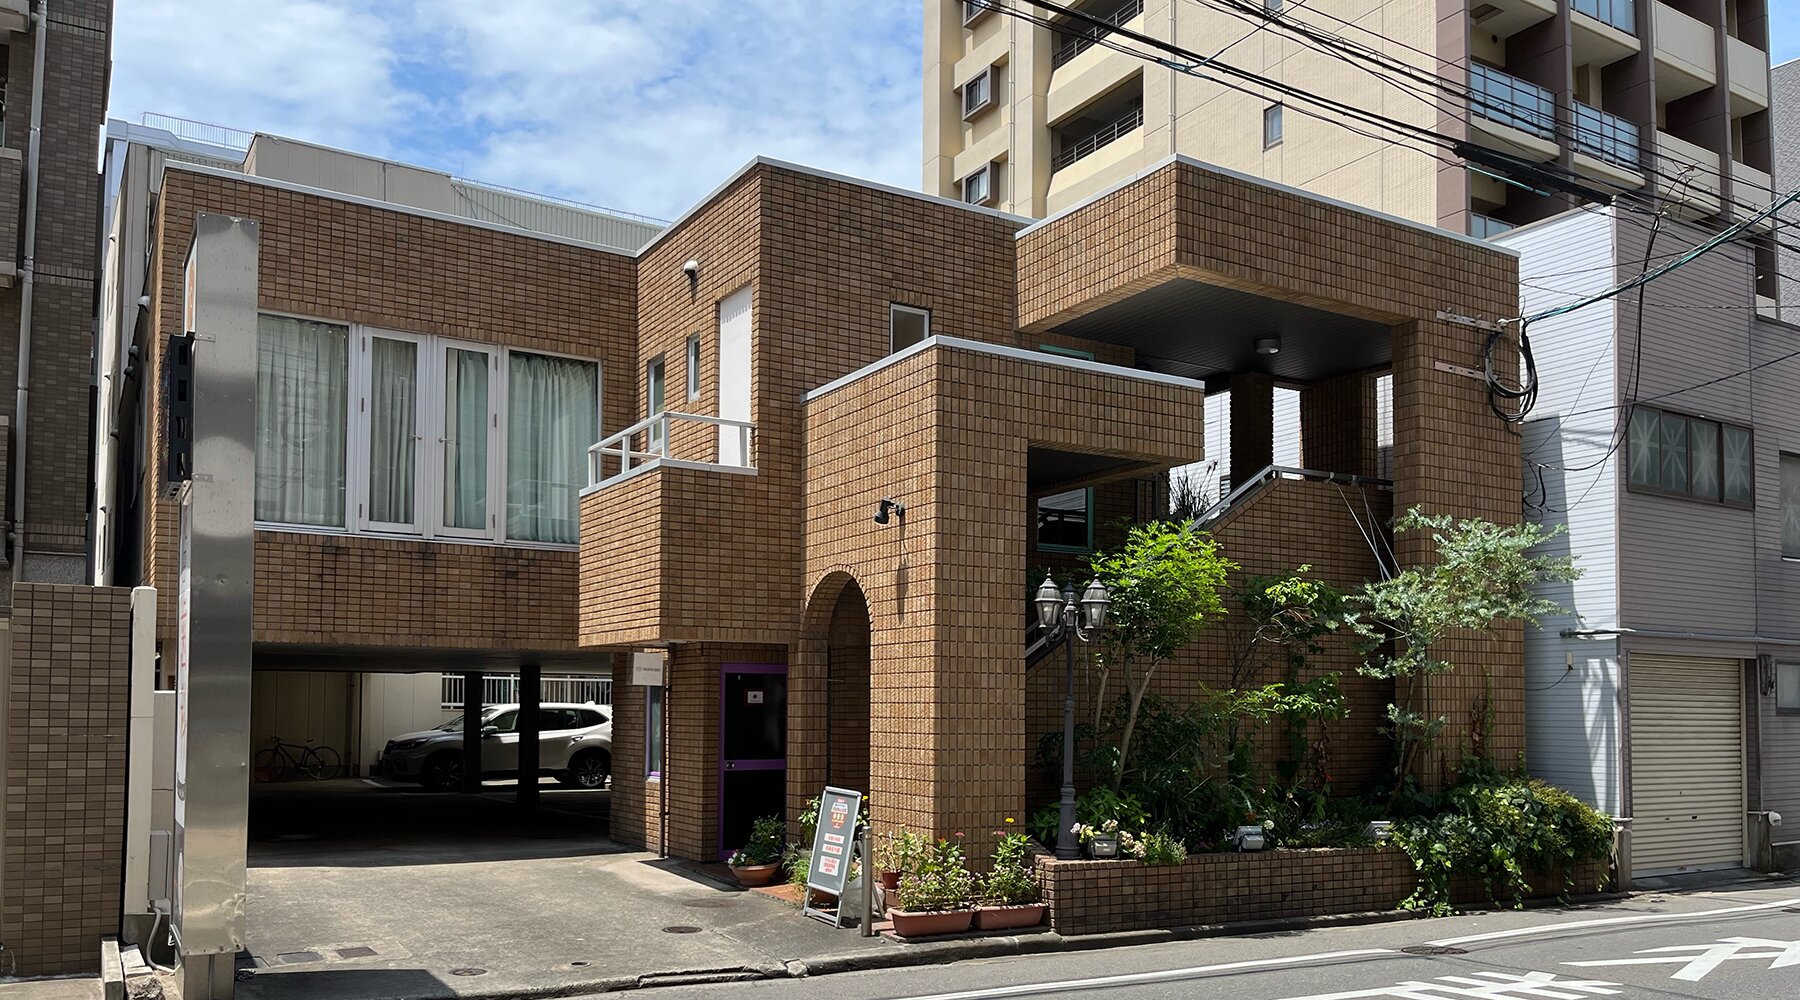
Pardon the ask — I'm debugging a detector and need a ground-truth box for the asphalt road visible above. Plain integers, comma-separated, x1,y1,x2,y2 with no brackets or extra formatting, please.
660,882,1800,1000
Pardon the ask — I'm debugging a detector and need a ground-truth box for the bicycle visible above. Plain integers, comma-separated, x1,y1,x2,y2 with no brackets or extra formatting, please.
253,736,342,781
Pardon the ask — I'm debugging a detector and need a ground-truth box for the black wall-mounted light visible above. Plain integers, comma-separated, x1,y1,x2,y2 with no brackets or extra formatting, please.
873,498,905,525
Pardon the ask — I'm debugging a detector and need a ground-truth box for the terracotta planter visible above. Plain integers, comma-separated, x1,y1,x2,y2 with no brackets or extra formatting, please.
973,902,1046,931
889,908,973,938
728,863,781,887
879,870,901,891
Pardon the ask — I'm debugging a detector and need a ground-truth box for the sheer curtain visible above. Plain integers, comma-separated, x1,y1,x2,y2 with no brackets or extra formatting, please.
368,337,418,525
507,352,599,543
443,348,490,530
256,316,348,525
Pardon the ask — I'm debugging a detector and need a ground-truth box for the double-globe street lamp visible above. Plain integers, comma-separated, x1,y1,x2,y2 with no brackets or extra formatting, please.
1034,574,1110,860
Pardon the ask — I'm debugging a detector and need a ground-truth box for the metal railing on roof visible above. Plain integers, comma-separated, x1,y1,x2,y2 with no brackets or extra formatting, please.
1469,64,1557,141
140,113,254,150
1052,0,1145,68
1051,103,1144,171
1572,101,1642,168
452,176,670,228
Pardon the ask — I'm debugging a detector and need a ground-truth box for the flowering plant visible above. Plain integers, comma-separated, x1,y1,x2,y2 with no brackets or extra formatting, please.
894,833,975,912
983,821,1039,905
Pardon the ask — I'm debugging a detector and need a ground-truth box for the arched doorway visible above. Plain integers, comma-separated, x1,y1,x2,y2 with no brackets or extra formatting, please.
825,580,871,795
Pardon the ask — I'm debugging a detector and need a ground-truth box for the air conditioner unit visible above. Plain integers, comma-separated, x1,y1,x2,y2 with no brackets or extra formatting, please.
0,0,28,36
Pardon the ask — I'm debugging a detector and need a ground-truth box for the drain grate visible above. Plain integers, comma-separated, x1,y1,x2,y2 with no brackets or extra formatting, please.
335,946,378,959
662,926,703,935
1401,945,1468,956
450,968,488,977
275,952,323,965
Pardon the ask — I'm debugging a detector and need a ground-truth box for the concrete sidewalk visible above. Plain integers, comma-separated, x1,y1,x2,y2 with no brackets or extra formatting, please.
0,978,102,1000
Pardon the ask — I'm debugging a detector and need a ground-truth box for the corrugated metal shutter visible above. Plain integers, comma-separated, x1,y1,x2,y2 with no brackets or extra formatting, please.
1629,655,1744,875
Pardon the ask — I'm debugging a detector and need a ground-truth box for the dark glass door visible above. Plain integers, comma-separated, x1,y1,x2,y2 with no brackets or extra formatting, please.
719,664,787,859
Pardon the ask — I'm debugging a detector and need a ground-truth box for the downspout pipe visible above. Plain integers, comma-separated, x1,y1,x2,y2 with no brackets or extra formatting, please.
10,0,47,576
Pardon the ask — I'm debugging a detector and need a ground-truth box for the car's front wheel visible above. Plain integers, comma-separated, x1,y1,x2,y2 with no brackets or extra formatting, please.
421,752,464,792
559,750,610,789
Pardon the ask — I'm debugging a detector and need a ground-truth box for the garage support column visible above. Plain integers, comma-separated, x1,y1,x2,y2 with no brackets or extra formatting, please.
461,672,483,794
1228,372,1275,491
518,665,541,810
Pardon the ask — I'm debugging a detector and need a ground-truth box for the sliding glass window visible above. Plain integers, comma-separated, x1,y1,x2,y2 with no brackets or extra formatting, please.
256,315,348,527
507,352,600,544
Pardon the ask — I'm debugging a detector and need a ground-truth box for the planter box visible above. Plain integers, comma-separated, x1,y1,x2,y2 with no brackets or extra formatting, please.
974,902,1046,931
890,908,974,938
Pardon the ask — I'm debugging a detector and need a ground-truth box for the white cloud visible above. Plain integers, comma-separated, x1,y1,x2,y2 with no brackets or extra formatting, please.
108,0,924,219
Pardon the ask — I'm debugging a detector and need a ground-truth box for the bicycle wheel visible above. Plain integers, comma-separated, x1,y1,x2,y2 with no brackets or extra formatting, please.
299,745,341,780
253,747,288,783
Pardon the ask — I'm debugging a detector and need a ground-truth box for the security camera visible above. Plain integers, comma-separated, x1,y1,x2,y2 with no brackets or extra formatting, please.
683,259,699,278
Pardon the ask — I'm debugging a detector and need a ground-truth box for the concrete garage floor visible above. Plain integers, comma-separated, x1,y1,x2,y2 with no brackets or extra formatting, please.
239,779,902,1000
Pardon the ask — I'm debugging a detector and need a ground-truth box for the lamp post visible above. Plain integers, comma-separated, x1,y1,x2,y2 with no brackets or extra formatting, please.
1035,574,1110,860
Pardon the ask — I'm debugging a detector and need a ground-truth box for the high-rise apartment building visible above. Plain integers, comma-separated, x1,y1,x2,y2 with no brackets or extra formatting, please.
925,1,1777,265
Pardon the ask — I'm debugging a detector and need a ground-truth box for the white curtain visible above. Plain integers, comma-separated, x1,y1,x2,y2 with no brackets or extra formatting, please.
443,349,490,530
507,352,599,543
368,337,417,524
256,316,347,525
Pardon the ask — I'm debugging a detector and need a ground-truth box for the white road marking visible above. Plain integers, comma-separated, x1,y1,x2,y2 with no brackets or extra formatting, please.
1265,970,1623,1000
1564,936,1800,982
884,949,1397,1000
1424,897,1800,948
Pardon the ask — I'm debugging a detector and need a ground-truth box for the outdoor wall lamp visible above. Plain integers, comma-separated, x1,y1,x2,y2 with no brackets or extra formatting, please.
873,497,905,525
1035,575,1110,859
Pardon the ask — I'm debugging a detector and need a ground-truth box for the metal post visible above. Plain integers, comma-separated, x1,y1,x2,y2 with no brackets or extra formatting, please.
461,671,483,794
860,822,875,937
517,664,540,810
1055,593,1080,860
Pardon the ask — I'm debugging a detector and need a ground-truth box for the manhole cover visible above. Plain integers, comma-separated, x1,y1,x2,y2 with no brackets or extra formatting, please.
682,897,735,908
450,968,488,977
275,952,323,965
335,946,378,959
1401,946,1468,956
662,926,703,935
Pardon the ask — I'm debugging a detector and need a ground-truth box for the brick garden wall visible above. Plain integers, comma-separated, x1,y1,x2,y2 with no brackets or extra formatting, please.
0,585,133,975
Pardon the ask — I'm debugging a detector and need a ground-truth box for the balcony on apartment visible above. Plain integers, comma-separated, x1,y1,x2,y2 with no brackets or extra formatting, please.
1047,77,1145,210
1466,0,1556,46
1467,62,1560,162
1571,100,1645,188
1653,1,1717,100
1570,0,1641,67
1650,129,1723,216
1049,0,1144,72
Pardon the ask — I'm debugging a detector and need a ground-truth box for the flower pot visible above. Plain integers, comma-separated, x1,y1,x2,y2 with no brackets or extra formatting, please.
973,902,1046,931
888,908,973,938
728,863,781,887
879,870,902,892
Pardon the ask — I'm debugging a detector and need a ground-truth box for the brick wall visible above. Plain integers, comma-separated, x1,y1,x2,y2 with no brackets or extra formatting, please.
0,584,133,975
142,169,638,652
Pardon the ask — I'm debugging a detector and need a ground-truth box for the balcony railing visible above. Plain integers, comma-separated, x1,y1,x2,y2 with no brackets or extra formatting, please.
1052,0,1145,68
1571,0,1636,34
1051,103,1144,170
586,411,755,491
440,674,613,711
1573,101,1641,167
1469,64,1557,141
1471,213,1515,240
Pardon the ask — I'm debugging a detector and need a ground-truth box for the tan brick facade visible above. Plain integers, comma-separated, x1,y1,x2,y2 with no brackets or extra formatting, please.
0,584,133,975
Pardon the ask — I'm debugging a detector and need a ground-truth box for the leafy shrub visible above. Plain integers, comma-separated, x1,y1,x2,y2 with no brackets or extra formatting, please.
983,828,1039,905
1390,777,1613,915
894,835,975,912
729,815,785,868
1130,830,1187,866
876,827,928,875
1028,786,1149,846
785,845,810,888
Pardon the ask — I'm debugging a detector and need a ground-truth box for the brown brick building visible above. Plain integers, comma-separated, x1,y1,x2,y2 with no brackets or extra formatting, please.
100,145,1520,869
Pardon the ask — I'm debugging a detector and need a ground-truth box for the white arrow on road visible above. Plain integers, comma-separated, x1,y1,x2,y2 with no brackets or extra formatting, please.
1564,936,1800,982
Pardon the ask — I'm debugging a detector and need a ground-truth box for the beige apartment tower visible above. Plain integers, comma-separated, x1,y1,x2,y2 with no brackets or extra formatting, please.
926,0,1776,275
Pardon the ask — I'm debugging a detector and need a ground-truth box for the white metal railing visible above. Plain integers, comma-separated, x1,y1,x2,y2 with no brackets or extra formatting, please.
1193,465,1394,528
440,674,613,710
586,411,756,490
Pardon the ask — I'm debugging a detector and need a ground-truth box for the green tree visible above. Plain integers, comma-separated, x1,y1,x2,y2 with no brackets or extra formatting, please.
1346,508,1578,790
1090,521,1234,788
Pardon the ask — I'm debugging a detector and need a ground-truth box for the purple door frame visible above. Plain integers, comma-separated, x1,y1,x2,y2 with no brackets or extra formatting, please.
718,662,787,860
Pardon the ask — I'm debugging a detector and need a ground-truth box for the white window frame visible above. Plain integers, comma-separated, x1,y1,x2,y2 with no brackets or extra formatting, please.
962,65,995,120
685,334,702,400
253,311,601,552
647,354,668,454
1264,103,1284,149
963,162,997,206
890,304,931,353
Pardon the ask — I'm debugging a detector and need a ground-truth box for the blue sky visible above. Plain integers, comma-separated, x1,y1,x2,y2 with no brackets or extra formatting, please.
109,2,1800,222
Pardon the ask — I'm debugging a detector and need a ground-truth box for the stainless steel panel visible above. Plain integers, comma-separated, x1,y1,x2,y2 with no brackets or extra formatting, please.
173,213,259,979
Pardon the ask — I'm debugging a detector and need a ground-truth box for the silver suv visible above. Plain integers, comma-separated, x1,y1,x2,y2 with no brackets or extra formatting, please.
378,703,612,791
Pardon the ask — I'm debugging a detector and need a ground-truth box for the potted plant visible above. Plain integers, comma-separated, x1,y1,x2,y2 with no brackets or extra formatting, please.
1074,818,1121,859
875,827,927,892
974,822,1045,931
727,815,785,887
888,834,975,938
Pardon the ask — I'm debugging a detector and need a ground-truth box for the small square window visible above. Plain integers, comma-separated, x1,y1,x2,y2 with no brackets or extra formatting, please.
963,163,997,205
1263,104,1284,149
891,304,930,353
685,334,702,400
963,67,994,119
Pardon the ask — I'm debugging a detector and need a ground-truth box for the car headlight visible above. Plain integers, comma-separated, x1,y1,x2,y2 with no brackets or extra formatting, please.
390,738,428,752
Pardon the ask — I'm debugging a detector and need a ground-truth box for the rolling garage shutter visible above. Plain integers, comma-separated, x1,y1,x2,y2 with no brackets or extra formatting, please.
1628,655,1744,875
